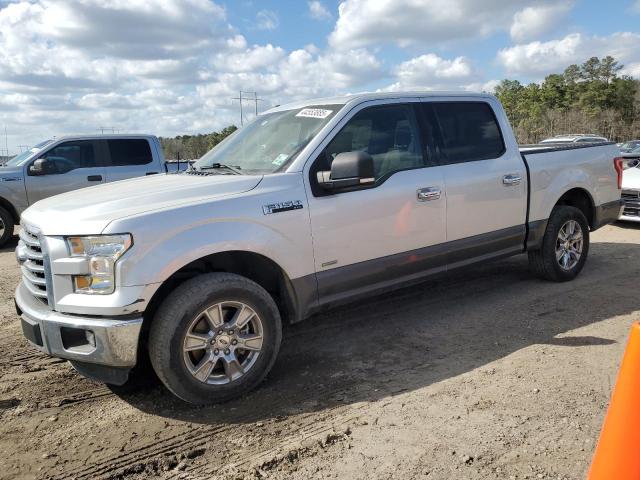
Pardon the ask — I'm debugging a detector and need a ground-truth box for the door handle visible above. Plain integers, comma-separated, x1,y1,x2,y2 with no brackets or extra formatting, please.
502,174,521,186
417,187,441,201
87,175,102,182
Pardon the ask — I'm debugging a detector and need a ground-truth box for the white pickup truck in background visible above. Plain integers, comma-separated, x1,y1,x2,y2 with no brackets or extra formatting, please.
0,134,186,247
14,92,622,404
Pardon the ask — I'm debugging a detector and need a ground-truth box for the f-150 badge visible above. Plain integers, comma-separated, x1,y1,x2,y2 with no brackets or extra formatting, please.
262,200,303,215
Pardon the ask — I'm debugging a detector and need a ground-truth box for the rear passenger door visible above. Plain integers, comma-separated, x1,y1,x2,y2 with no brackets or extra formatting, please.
104,138,157,183
425,100,527,265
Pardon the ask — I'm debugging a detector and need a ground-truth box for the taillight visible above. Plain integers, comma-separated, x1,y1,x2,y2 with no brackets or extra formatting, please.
614,157,624,190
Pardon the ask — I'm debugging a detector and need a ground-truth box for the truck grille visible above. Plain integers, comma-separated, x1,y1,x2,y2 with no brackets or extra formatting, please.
622,190,640,218
19,226,50,305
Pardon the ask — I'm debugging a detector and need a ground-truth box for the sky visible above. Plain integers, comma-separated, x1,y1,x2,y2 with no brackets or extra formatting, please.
0,0,639,154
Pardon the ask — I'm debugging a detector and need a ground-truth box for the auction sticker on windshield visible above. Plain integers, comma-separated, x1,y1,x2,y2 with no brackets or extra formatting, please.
296,108,333,119
272,154,289,166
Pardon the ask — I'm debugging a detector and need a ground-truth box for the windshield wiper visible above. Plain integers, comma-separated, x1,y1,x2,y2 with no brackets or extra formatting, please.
198,163,242,175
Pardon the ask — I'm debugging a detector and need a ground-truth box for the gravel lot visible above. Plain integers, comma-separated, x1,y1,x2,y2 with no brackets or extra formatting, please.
1,223,639,480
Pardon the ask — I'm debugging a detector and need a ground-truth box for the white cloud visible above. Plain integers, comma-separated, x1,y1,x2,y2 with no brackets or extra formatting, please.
497,32,640,78
386,54,475,91
464,79,501,93
329,0,538,49
308,1,331,20
198,47,383,112
0,0,388,151
213,44,286,73
510,2,573,42
256,9,279,30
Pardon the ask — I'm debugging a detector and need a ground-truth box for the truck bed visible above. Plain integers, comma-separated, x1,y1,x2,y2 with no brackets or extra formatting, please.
519,141,616,155
518,141,621,234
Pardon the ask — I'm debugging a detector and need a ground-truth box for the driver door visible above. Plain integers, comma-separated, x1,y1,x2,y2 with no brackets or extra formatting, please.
304,101,447,306
25,140,106,205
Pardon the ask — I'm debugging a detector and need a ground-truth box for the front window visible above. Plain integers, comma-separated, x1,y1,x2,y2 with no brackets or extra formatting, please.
319,104,425,180
3,139,54,167
193,104,343,175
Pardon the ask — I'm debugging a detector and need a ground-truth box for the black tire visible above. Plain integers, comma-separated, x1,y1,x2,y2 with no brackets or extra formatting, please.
528,205,590,282
0,207,14,248
148,273,282,405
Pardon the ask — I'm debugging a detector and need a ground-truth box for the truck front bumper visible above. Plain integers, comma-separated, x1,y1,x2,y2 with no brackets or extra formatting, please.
15,281,142,369
620,192,640,222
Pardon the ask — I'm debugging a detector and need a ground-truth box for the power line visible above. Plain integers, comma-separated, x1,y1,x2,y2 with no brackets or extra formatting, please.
231,91,263,126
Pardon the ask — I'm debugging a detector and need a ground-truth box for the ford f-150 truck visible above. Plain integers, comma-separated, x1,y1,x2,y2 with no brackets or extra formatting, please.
0,134,184,247
14,92,623,404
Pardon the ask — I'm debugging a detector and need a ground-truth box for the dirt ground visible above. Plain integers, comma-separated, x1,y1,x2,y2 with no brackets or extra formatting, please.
1,223,639,480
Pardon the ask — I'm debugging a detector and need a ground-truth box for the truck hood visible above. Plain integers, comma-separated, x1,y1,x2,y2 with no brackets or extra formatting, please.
622,167,640,191
21,173,263,235
0,165,23,180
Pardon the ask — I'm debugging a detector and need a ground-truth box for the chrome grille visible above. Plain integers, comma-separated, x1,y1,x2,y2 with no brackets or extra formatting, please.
19,226,49,304
622,190,639,200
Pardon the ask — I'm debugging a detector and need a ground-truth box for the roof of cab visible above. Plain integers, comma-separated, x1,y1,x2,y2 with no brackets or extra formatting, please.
264,91,496,114
51,134,158,141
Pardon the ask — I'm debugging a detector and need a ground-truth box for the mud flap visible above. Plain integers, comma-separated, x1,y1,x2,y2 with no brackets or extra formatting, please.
70,360,131,386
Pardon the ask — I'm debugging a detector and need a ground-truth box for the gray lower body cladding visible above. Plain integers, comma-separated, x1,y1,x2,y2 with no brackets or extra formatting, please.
292,224,526,319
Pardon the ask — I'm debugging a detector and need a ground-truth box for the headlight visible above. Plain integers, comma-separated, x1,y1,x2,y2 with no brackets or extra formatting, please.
66,234,132,295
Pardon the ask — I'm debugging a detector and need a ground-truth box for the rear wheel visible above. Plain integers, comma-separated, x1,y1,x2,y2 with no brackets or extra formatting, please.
528,205,589,282
0,207,14,248
148,273,282,405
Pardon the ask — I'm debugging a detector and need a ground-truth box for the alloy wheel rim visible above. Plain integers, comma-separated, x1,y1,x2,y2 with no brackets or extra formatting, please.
182,301,264,385
0,218,4,238
555,220,583,271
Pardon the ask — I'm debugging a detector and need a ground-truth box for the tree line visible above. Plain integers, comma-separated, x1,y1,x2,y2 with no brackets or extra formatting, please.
495,56,639,144
160,126,237,160
160,56,639,159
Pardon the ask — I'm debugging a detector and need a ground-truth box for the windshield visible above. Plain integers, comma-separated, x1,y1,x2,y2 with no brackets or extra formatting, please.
2,139,54,167
620,141,640,151
193,105,343,175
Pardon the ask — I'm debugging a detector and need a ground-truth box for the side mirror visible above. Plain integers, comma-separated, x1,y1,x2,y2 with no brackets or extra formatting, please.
317,151,375,191
28,158,48,176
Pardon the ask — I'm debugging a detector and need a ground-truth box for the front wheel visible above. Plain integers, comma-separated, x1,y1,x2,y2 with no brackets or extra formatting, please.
0,207,14,248
528,205,590,282
148,273,282,405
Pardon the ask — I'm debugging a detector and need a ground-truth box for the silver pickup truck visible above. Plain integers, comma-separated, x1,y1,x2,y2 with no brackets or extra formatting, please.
14,92,623,404
0,134,184,247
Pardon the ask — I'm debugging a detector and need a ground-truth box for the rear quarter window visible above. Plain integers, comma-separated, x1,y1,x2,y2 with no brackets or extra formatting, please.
431,102,505,164
107,139,153,166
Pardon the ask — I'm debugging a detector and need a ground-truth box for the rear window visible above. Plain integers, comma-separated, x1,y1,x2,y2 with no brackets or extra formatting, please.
431,102,505,164
107,139,152,166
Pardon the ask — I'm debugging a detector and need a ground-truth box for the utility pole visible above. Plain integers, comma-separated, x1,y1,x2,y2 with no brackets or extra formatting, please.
232,91,263,126
232,91,244,126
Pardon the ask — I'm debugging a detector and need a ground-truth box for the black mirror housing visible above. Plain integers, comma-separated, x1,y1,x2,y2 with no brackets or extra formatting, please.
317,151,375,191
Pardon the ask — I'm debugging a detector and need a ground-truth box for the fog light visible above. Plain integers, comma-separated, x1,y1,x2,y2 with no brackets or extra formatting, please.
74,276,92,290
85,330,96,347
